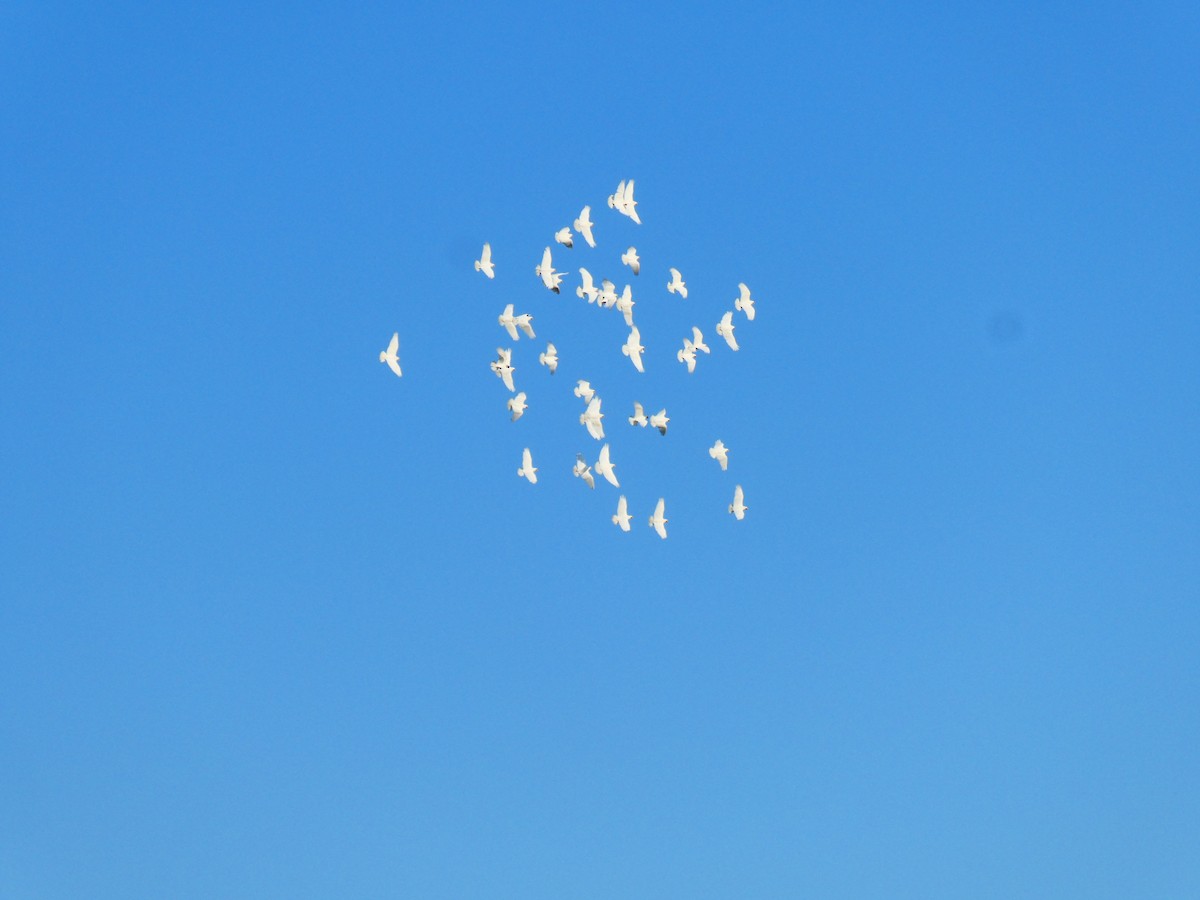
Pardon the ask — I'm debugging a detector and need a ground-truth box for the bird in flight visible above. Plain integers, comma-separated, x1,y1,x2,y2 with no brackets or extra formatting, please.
538,342,558,374
650,408,669,435
716,310,739,350
607,179,641,224
729,485,748,519
612,495,632,531
690,326,710,354
490,347,516,392
621,326,645,373
574,380,595,404
581,396,605,440
667,267,687,299
577,268,599,304
734,283,756,320
535,247,564,293
474,243,495,279
555,227,574,249
507,392,527,422
621,246,640,276
628,402,648,427
594,443,619,487
616,285,636,326
379,332,402,377
517,448,538,484
573,453,596,489
677,338,697,373
573,205,597,248
649,498,668,539
708,440,729,471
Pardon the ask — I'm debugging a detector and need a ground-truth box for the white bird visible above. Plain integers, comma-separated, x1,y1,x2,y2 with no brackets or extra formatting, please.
628,402,648,427
607,179,641,224
574,380,595,403
597,279,618,308
649,497,668,539
677,339,697,373
729,485,748,520
518,448,538,484
621,326,645,373
379,332,402,377
612,495,631,531
621,246,640,275
515,312,535,339
538,342,558,374
574,205,597,248
708,439,729,471
498,303,521,341
615,284,636,326
690,326,710,354
573,453,595,489
607,180,626,213
649,408,669,435
474,243,494,279
580,396,605,440
535,246,564,293
490,348,516,392
508,392,527,421
555,227,574,249
716,310,739,350
667,267,687,299
576,268,600,303
734,282,756,320
594,443,619,487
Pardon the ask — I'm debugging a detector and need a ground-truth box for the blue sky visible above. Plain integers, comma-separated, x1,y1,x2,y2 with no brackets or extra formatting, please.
2,2,1198,896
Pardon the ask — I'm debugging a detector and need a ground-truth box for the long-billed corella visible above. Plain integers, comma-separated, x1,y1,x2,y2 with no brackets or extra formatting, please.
379,332,402,378
474,243,495,279
573,453,596,489
517,448,538,484
490,347,516,393
607,179,641,224
616,285,636,326
573,205,597,248
535,247,564,293
597,279,618,308
677,338,697,373
649,498,668,539
729,485,748,519
667,267,687,299
574,380,595,404
628,402,648,427
507,392,527,421
594,443,619,487
621,326,645,373
690,326,710,354
709,440,730,471
734,283,756,320
716,310,739,351
580,396,605,440
612,495,632,532
555,227,574,249
621,247,640,276
577,268,599,304
650,408,669,435
538,342,558,374
498,304,535,341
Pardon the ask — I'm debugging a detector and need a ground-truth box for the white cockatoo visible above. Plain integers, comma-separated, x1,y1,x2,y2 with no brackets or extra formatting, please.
580,396,605,440
576,268,600,303
621,326,645,373
734,282,756,320
615,284,635,326
649,408,669,435
474,243,494,279
490,348,515,392
690,326,710,354
594,443,619,487
649,497,668,539
573,453,595,489
716,310,739,350
708,440,729,471
729,485,748,519
555,227,573,249
667,267,687,298
538,342,558,374
607,180,626,213
628,402,648,427
574,380,595,403
597,279,618,308
498,304,520,341
507,392,527,421
518,448,537,484
621,246,640,275
677,338,697,373
514,312,535,339
535,247,564,293
612,495,631,531
379,332,402,377
607,179,641,224
574,205,597,248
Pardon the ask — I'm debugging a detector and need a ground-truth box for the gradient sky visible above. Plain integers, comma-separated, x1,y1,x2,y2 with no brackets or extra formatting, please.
2,2,1198,897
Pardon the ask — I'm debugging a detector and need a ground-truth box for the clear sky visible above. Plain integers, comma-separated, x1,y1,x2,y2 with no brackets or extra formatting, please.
2,2,1198,897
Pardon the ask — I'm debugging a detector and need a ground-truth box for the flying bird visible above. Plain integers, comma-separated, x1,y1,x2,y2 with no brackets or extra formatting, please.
574,380,595,403
474,243,495,279
580,396,605,440
517,448,538,484
515,312,535,339
628,402,648,427
607,179,641,224
612,495,631,532
621,247,640,275
490,348,516,392
729,485,748,519
734,283,756,320
508,392,527,421
555,227,574,249
716,311,739,350
690,326,710,354
667,267,687,298
650,408,669,435
535,247,564,293
708,439,729,471
677,339,697,373
615,285,636,326
379,332,402,377
649,497,668,539
594,443,619,487
621,326,645,373
597,279,618,308
573,453,595,489
577,268,600,303
498,304,521,341
538,342,558,374
573,205,597,248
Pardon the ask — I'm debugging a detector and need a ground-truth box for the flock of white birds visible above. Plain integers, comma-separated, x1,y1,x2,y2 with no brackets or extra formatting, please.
381,179,753,538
